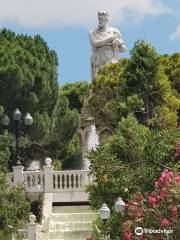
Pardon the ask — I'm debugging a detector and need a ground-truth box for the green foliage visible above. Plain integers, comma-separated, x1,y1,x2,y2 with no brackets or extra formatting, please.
0,185,30,239
160,52,180,95
89,40,180,130
31,200,42,223
52,159,62,171
0,131,11,173
0,131,30,239
87,115,179,209
87,40,180,239
61,81,90,112
123,40,180,128
0,29,58,115
0,29,80,168
49,95,81,169
88,59,129,127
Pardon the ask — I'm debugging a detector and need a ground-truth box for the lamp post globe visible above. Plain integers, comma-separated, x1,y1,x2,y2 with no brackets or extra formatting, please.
25,113,33,125
99,203,110,220
13,108,22,121
115,197,125,213
1,108,33,167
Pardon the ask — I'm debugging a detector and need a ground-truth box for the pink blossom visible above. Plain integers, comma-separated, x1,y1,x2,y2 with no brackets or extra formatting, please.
148,193,158,205
139,237,145,240
175,176,180,183
161,218,169,225
155,181,159,188
159,188,168,199
172,207,177,215
123,232,133,240
161,169,173,180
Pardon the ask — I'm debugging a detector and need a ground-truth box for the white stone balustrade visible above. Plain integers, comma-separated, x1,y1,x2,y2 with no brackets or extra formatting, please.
8,164,93,202
8,163,94,240
23,171,44,192
53,170,89,191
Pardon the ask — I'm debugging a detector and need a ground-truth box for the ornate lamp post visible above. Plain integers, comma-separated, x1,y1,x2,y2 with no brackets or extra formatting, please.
1,108,33,167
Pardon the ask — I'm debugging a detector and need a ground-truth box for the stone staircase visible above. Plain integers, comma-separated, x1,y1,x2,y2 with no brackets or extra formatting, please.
49,205,98,240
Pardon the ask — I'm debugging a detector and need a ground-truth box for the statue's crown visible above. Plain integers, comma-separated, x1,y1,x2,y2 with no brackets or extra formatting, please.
98,11,109,18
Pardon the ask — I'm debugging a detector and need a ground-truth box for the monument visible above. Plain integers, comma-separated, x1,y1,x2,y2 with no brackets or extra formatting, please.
80,11,126,169
89,11,126,77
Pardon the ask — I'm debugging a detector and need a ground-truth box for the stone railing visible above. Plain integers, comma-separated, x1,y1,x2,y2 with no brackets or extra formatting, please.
53,170,91,191
8,158,93,202
23,171,44,193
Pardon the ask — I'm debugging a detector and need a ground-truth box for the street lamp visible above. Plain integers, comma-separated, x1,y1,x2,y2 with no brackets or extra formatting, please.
99,203,110,220
115,197,126,213
1,108,33,166
99,198,125,239
99,197,125,219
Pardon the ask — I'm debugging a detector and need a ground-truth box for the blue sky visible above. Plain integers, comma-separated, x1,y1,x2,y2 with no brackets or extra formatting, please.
0,0,179,85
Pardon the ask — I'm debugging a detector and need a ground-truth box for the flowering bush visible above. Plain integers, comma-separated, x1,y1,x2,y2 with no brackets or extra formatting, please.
122,169,180,240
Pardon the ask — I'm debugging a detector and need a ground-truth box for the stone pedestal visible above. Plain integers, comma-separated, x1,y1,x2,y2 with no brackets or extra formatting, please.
79,108,99,169
27,214,39,240
44,158,54,193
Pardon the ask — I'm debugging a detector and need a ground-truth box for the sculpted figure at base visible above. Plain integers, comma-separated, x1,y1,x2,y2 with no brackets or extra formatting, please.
89,11,126,77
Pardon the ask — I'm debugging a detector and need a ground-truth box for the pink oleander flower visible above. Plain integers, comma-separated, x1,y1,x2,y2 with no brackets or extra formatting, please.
172,206,177,215
155,181,159,188
175,176,180,183
148,193,158,206
161,170,173,181
159,188,168,200
123,232,133,240
161,218,169,225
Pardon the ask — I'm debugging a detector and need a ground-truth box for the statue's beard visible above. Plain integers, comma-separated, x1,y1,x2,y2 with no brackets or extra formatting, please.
98,23,108,29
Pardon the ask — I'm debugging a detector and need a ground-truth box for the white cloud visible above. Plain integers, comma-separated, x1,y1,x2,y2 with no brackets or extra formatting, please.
0,0,170,28
169,25,180,41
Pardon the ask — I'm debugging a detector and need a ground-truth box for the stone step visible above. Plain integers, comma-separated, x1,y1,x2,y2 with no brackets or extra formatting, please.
53,205,96,213
49,229,90,240
49,205,98,240
51,212,98,222
50,221,92,231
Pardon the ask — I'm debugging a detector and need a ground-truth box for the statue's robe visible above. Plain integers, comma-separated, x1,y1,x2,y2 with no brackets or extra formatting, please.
89,26,125,77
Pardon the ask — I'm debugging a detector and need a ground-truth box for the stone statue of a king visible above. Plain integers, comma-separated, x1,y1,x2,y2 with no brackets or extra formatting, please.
89,11,126,77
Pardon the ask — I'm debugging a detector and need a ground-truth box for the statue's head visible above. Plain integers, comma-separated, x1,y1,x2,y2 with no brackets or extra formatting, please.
98,11,109,28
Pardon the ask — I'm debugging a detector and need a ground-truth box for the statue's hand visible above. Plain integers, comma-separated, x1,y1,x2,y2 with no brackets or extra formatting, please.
108,35,116,43
113,39,120,48
112,39,126,52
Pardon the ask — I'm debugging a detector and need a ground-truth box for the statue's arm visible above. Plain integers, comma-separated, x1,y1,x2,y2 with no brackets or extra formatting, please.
89,31,114,48
114,29,126,52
